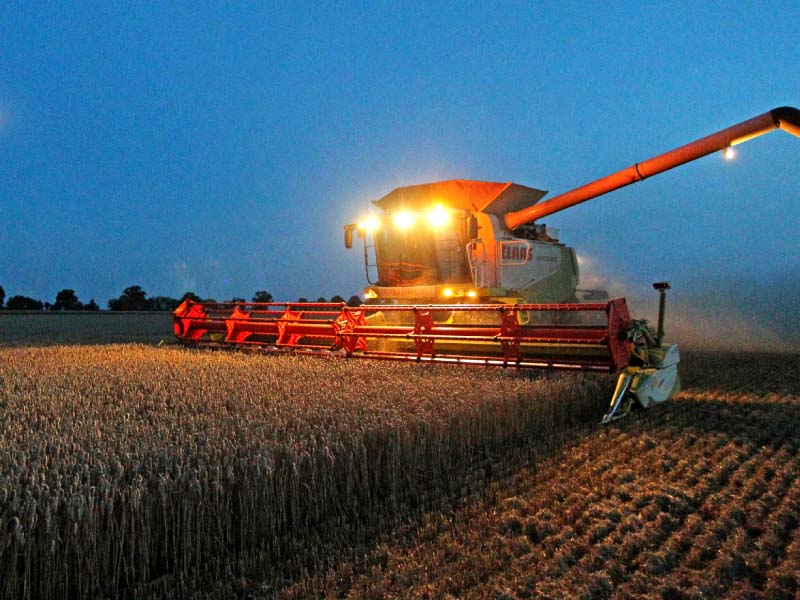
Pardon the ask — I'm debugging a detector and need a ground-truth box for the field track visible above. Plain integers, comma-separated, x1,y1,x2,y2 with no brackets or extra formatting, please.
0,313,798,598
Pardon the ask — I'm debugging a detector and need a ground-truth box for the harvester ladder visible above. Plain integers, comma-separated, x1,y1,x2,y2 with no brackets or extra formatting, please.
363,237,379,285
467,240,489,288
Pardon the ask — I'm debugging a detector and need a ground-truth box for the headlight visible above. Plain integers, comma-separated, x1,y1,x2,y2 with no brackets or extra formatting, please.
427,204,450,227
358,216,379,232
393,211,415,229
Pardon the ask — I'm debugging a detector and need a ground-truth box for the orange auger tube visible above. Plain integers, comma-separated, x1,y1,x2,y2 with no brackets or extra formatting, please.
504,106,800,230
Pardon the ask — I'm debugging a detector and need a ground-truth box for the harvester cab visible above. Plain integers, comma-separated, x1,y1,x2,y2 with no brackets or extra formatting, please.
175,106,799,423
344,180,585,306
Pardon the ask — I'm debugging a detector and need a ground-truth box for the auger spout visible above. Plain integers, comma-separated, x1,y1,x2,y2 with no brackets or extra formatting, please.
504,106,800,230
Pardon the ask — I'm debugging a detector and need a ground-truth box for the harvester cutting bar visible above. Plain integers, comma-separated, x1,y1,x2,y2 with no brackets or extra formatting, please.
174,298,633,373
332,351,616,372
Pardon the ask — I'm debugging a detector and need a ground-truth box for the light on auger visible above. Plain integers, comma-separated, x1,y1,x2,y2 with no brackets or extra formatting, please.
722,147,735,160
427,204,450,227
393,211,415,229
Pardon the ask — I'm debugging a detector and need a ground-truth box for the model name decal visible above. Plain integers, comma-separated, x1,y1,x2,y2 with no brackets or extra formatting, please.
501,244,530,262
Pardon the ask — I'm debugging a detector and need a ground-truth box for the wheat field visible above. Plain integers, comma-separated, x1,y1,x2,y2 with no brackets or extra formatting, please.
0,334,609,599
1,314,798,599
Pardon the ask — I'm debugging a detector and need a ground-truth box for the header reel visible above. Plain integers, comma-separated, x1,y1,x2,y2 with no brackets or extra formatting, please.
174,284,678,423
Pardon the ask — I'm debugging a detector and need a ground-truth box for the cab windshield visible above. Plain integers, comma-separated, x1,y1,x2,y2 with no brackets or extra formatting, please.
375,225,470,286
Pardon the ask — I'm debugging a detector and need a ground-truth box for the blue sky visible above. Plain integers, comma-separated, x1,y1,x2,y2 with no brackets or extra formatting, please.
1,2,798,316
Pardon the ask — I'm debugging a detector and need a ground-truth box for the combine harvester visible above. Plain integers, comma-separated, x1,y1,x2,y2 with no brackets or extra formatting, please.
174,107,799,422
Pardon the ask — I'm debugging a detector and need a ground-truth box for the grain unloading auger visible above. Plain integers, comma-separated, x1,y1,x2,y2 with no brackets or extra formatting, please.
174,106,800,422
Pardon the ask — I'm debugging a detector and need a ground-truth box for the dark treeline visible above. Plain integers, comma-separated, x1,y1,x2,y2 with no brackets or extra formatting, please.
0,285,363,311
0,286,100,311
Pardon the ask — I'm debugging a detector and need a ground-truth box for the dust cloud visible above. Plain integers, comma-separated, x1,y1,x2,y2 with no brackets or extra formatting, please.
576,255,800,353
